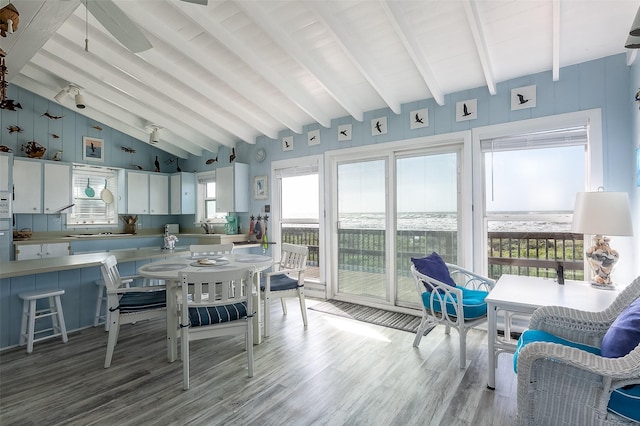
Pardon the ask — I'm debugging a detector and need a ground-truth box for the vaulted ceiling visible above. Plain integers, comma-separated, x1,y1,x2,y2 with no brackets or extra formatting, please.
2,0,638,158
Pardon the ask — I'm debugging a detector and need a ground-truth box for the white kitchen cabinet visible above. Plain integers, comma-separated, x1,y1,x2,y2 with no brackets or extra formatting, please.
170,172,196,215
216,163,249,213
0,153,10,192
13,159,71,214
15,242,70,260
149,174,169,215
118,170,169,215
118,170,149,214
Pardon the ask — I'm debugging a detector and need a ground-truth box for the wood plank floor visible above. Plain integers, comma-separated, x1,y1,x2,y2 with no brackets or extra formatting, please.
0,298,518,425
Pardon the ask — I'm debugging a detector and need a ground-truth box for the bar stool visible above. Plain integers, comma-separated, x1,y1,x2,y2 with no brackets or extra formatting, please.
18,289,69,353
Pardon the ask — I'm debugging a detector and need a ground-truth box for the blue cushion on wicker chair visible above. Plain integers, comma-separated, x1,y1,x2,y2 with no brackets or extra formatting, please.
188,302,248,327
513,329,639,422
260,274,299,291
513,329,600,373
601,297,640,358
421,286,488,320
112,291,166,313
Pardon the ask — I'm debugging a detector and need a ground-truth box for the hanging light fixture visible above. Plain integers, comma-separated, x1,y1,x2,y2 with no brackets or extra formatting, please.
54,84,86,109
625,35,640,49
149,126,160,144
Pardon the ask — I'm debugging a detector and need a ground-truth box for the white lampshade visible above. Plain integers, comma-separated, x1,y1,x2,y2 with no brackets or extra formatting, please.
571,191,633,236
631,6,640,36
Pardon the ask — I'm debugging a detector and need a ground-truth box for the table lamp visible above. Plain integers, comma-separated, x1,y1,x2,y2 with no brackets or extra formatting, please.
571,191,633,286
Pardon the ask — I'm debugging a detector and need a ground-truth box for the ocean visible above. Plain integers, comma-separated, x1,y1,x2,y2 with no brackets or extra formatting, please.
338,212,573,232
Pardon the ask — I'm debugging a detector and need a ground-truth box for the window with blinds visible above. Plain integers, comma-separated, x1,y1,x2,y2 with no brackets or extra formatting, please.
67,165,119,227
196,170,226,222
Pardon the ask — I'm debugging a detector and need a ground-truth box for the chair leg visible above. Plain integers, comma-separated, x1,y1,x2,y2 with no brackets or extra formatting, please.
19,298,29,347
458,328,467,369
298,289,308,327
246,320,254,378
263,292,271,338
413,315,428,347
281,298,288,315
24,300,37,354
94,283,104,327
182,327,190,390
53,295,68,343
104,314,120,368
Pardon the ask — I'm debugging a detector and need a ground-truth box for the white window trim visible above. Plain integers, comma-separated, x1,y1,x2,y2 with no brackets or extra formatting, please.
195,170,226,224
471,108,603,275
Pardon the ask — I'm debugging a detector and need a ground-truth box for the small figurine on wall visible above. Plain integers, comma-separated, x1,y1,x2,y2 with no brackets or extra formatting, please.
0,3,19,37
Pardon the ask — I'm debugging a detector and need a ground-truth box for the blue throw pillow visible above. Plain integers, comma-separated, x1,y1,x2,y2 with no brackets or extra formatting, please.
601,297,640,358
411,252,457,291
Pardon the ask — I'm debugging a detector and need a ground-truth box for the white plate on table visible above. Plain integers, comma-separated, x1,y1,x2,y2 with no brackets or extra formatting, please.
190,254,225,260
142,263,187,272
189,260,230,267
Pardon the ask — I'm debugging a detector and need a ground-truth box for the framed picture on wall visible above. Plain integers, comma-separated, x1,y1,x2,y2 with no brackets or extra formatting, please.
83,137,104,162
254,175,268,200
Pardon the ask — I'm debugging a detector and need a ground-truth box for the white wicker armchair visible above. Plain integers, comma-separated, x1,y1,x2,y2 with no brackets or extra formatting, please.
516,276,640,426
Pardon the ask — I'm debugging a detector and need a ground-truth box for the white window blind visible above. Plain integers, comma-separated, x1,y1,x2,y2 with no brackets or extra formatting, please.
67,166,119,226
480,125,588,152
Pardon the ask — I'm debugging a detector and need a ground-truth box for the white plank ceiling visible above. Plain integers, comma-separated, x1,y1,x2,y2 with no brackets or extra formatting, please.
1,0,638,158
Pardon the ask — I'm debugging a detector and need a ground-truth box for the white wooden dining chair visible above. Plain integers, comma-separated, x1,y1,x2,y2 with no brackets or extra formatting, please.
189,243,234,257
261,243,309,338
179,267,255,390
100,255,167,368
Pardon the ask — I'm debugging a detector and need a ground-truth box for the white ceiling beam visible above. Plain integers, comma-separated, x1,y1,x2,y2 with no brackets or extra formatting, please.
235,1,364,122
380,0,445,106
461,0,496,95
31,51,215,154
3,0,79,79
122,0,300,136
310,2,402,115
40,35,231,151
13,75,194,159
56,15,258,144
172,0,332,129
552,0,560,82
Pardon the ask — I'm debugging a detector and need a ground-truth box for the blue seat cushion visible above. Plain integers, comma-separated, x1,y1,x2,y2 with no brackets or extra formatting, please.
112,291,166,313
188,302,248,327
260,274,300,292
601,297,640,358
608,385,640,422
513,329,600,373
421,286,488,320
411,252,457,292
513,329,639,422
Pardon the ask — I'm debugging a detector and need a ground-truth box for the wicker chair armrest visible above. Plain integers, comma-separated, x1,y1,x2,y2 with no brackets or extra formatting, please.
529,305,614,345
447,263,495,291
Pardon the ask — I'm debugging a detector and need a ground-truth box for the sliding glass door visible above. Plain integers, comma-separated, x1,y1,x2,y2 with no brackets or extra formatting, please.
336,159,388,300
333,147,461,307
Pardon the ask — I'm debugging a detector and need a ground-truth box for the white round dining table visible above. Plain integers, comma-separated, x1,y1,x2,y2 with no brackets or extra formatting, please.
138,253,274,362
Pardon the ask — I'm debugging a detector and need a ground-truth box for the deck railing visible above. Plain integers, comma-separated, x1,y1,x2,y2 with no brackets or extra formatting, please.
281,227,585,281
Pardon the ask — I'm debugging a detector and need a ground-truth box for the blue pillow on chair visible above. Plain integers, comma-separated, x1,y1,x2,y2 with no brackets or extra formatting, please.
411,252,457,291
601,297,640,358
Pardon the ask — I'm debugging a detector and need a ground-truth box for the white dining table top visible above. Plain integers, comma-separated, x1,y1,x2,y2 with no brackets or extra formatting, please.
137,253,274,280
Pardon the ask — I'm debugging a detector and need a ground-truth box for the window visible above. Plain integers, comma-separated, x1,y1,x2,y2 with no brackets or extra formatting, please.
480,125,589,279
67,165,118,227
196,171,226,223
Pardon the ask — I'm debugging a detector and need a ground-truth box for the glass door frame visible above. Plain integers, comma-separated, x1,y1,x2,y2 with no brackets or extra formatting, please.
325,132,473,309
